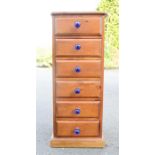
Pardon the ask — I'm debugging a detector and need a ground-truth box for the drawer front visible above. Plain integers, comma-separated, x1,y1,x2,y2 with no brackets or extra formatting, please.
56,101,99,118
56,120,99,137
56,39,101,56
56,80,101,98
56,60,101,78
54,16,102,35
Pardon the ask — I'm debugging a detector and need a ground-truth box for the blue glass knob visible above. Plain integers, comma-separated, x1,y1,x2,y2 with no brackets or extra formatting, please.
74,66,81,73
75,44,81,50
74,108,80,114
74,128,80,135
74,88,80,94
74,21,80,28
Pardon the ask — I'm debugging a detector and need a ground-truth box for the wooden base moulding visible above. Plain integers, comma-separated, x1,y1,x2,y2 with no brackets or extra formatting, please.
49,138,106,148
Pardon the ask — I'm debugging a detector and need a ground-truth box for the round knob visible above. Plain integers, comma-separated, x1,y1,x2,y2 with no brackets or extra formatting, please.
74,66,81,73
75,44,81,50
74,21,80,28
74,128,80,135
74,88,80,94
74,108,80,114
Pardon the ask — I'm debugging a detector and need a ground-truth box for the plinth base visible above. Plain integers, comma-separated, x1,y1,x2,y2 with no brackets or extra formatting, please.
49,137,106,148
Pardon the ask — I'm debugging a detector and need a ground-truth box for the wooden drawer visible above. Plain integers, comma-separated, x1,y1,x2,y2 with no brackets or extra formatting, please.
56,39,101,57
56,101,99,118
56,60,101,78
56,120,99,137
54,16,102,36
56,80,101,98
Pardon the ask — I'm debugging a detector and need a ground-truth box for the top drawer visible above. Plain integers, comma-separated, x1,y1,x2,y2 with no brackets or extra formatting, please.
54,16,102,36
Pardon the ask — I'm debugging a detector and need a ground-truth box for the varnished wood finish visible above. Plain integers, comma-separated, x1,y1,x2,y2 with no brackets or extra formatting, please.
56,59,101,77
99,15,105,137
52,15,56,137
56,117,98,121
52,12,107,16
56,39,101,57
56,80,101,98
56,101,99,117
49,138,105,148
55,16,102,36
56,120,99,137
50,12,107,148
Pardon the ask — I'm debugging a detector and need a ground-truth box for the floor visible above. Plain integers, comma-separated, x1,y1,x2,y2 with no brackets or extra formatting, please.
36,68,119,155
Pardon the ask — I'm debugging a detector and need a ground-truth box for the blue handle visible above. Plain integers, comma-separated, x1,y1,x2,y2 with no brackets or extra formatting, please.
74,21,80,28
74,128,80,135
74,108,80,114
75,44,81,50
74,88,80,94
74,66,81,73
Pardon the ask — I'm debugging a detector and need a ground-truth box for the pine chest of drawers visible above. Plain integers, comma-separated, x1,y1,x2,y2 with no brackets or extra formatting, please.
50,12,107,148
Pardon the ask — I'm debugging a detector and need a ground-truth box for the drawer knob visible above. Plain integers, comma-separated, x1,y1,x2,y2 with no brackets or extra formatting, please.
74,128,80,135
74,88,80,94
75,44,81,50
74,21,81,28
74,108,80,114
74,66,81,73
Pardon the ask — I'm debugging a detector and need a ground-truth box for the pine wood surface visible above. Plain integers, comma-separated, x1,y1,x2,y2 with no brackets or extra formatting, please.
50,12,106,147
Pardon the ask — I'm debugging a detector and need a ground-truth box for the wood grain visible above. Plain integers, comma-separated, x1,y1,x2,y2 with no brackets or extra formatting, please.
54,16,102,36
56,39,101,57
99,15,105,137
52,16,57,137
56,101,99,118
56,59,101,78
56,80,101,98
51,13,106,147
52,12,107,16
56,120,99,137
49,138,105,148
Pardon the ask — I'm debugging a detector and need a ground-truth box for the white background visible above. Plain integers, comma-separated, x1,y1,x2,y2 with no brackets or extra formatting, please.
0,0,155,154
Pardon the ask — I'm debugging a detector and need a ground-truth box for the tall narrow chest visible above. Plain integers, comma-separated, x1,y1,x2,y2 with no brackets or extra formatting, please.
50,12,107,148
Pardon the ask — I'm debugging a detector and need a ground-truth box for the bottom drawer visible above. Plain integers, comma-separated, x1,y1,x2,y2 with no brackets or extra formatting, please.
56,120,99,137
